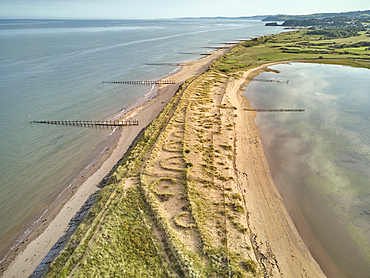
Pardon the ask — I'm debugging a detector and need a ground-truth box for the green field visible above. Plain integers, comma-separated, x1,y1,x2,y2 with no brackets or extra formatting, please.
211,30,370,73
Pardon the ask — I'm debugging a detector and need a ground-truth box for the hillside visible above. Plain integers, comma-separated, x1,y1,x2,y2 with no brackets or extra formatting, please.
262,9,370,21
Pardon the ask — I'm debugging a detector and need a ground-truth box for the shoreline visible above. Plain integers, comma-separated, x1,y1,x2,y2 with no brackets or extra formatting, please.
2,46,232,278
227,62,326,277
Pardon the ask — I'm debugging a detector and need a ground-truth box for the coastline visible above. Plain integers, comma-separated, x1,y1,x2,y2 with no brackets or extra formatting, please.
227,62,326,277
2,47,232,278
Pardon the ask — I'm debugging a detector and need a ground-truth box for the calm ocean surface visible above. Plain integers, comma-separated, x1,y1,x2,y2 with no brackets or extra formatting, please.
245,63,370,278
0,19,285,264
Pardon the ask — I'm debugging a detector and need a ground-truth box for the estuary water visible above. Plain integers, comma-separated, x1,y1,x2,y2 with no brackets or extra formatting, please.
244,63,370,278
0,19,285,264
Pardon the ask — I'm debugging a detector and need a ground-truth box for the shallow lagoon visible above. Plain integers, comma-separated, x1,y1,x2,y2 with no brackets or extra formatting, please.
244,63,370,278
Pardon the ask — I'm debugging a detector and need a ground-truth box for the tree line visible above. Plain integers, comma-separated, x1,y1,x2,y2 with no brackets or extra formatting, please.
307,26,366,38
282,16,369,28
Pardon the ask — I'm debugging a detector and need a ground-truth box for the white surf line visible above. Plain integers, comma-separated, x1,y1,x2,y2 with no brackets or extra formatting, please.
86,162,94,170
105,127,117,138
111,109,126,121
162,65,182,79
145,83,157,97
51,178,79,207
100,147,108,154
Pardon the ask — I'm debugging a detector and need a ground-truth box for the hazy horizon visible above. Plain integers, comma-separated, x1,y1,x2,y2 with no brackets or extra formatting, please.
0,0,368,20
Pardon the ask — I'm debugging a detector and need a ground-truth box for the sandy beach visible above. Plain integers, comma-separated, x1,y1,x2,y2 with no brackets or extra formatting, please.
2,47,232,278
227,63,326,277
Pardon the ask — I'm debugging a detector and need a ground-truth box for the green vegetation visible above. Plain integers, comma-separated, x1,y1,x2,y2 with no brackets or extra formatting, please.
225,59,238,64
72,187,171,277
242,259,258,275
262,10,370,21
210,29,370,74
232,193,242,201
283,17,368,29
307,26,365,38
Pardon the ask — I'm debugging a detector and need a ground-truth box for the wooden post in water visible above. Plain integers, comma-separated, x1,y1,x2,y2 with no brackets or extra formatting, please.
32,118,139,128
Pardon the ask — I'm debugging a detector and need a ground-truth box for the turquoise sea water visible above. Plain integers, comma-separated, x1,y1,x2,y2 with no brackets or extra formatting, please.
244,63,370,278
0,19,286,264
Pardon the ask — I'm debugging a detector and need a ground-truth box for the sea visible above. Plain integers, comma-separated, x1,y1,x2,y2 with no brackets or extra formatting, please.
0,18,286,268
244,63,370,278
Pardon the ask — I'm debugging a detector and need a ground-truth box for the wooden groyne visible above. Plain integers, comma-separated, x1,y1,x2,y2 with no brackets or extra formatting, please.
244,109,305,112
145,62,194,66
211,42,238,45
202,46,230,49
234,38,254,41
102,80,175,85
33,120,138,127
252,78,289,84
178,52,212,56
144,63,181,66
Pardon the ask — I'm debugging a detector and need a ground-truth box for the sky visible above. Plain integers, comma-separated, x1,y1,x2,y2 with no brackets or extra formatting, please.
0,0,368,19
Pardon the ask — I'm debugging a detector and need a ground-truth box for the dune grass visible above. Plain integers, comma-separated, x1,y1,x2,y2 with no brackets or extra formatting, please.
72,187,172,278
